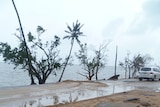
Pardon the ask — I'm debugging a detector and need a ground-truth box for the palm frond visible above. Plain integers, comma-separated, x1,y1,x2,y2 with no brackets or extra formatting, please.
76,37,81,45
63,36,71,39
65,30,71,34
73,20,80,31
78,24,84,31
77,32,83,35
76,20,79,25
73,23,77,31
67,24,72,32
73,22,75,30
77,23,81,28
64,20,85,47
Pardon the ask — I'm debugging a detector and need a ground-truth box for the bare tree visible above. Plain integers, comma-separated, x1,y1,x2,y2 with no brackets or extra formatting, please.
119,54,132,79
119,53,153,79
95,43,109,80
76,43,108,80
131,54,153,77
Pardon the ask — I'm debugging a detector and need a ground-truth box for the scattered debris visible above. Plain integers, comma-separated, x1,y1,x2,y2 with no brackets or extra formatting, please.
123,98,139,102
108,75,120,80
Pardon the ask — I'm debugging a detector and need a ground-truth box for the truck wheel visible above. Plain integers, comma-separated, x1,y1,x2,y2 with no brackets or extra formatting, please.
152,75,156,81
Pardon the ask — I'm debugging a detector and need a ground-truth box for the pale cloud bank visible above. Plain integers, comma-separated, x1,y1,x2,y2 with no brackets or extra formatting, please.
0,0,160,65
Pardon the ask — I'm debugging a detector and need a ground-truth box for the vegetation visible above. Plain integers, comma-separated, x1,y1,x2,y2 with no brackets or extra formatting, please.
94,43,109,80
131,54,153,77
0,26,61,84
119,53,153,78
12,0,36,84
58,20,84,82
76,43,108,80
0,1,157,85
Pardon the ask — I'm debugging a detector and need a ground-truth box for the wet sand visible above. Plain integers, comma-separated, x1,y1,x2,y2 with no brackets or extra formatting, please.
1,79,160,107
47,90,160,107
0,80,109,107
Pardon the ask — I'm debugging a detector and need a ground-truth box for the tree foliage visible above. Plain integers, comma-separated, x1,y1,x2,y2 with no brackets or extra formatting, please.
94,43,109,80
131,54,153,77
0,26,61,84
76,43,108,80
119,53,153,78
12,0,36,84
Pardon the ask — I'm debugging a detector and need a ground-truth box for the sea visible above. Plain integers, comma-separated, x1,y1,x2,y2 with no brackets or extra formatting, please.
0,62,126,88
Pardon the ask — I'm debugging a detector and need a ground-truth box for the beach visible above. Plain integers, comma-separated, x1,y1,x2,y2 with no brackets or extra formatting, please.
1,79,160,107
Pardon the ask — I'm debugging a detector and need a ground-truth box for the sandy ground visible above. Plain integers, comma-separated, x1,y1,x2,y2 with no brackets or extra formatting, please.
47,89,160,107
0,80,108,107
46,80,160,107
1,79,160,107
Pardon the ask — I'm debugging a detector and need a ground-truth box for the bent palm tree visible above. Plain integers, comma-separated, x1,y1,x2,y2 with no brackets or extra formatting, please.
58,20,84,82
12,0,36,84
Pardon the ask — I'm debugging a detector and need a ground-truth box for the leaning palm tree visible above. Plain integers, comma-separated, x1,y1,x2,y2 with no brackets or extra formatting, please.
58,20,84,82
12,0,36,84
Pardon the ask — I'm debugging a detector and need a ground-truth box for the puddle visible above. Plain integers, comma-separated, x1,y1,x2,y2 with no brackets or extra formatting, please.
137,87,160,92
1,83,134,107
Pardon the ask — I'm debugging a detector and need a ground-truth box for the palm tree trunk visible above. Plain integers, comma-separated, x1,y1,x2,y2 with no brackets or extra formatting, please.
95,50,100,80
30,74,36,85
12,0,36,85
58,39,74,82
95,65,99,80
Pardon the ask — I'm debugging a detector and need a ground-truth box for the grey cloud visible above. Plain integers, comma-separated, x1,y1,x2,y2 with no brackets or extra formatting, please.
127,0,160,35
143,0,160,27
143,0,160,16
103,18,124,37
127,15,151,35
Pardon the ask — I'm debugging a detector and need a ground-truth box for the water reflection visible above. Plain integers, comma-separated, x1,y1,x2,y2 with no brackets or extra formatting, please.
2,82,134,107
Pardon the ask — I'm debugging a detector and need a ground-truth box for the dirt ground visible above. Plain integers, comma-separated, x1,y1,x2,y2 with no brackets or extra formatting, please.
1,80,160,107
47,88,160,107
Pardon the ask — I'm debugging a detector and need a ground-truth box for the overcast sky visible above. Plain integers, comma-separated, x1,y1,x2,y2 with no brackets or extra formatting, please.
0,0,160,66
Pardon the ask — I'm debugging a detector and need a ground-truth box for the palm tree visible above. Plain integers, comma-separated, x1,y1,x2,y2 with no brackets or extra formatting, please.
58,20,84,82
12,0,36,84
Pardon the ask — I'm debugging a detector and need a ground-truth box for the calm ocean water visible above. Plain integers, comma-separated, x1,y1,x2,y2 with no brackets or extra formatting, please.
0,62,125,88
